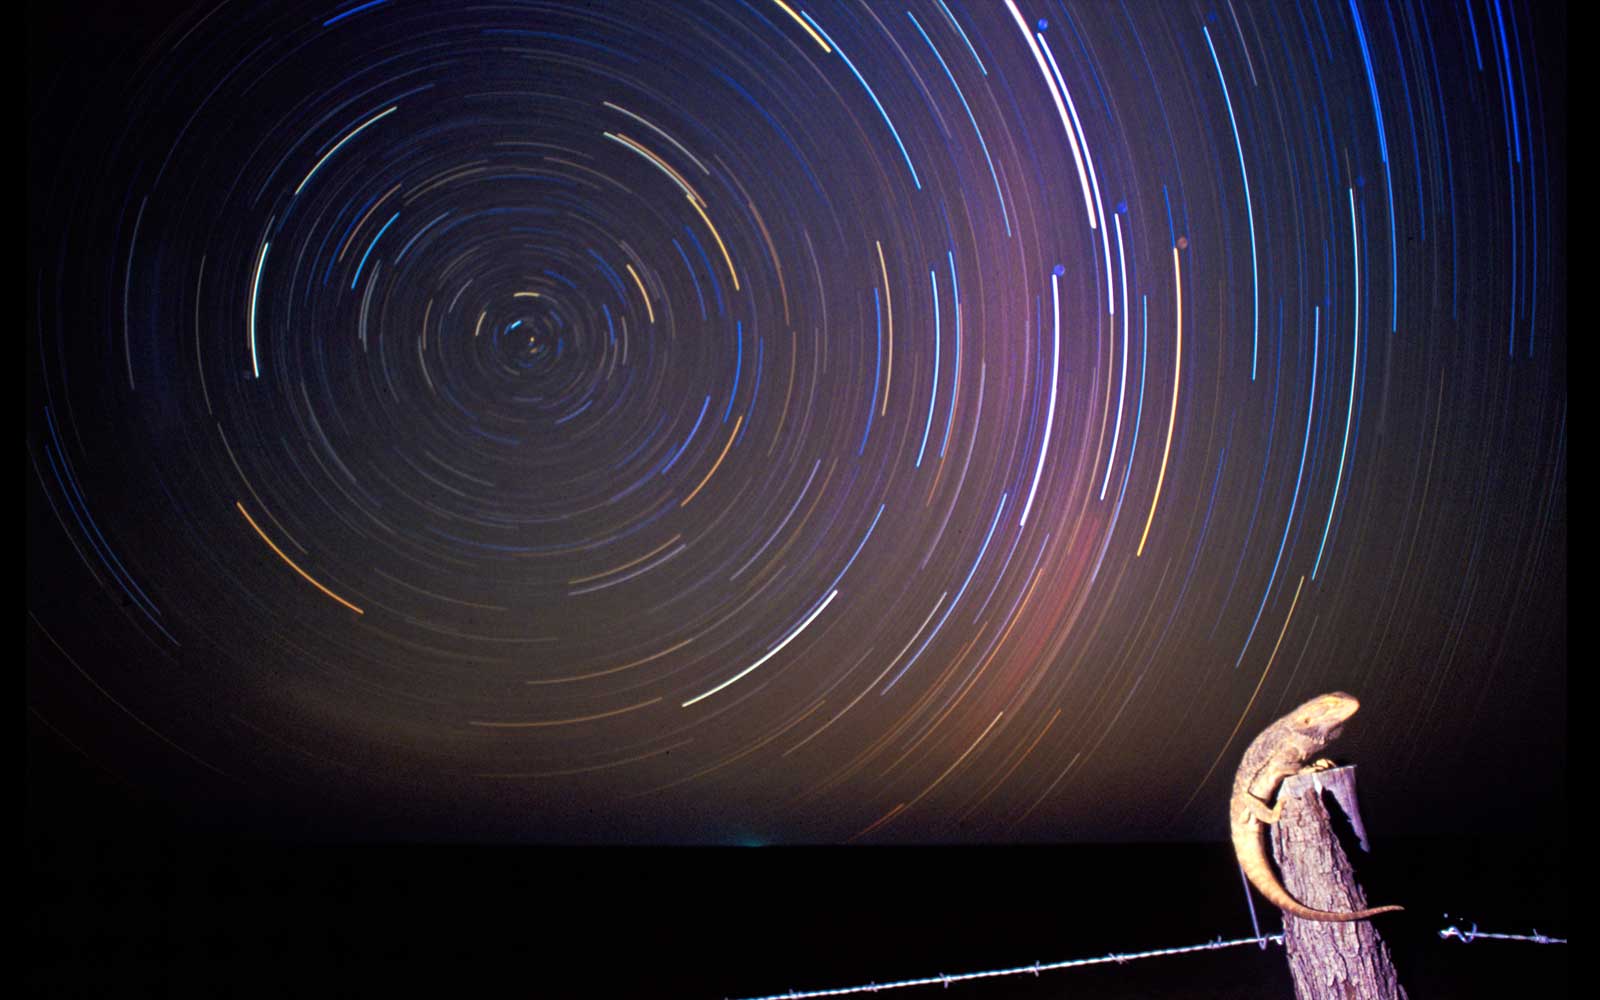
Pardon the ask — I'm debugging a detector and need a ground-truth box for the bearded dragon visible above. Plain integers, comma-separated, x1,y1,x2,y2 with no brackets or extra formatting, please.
1230,692,1404,921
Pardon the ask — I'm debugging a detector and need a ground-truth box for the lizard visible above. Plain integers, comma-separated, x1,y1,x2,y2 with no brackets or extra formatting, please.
1230,691,1404,922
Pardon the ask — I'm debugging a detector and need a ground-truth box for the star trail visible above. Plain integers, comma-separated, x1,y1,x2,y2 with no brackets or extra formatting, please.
28,0,1564,845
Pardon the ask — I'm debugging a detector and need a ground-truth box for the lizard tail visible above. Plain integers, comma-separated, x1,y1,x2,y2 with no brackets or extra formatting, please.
1282,900,1404,923
1236,826,1403,921
1253,865,1404,922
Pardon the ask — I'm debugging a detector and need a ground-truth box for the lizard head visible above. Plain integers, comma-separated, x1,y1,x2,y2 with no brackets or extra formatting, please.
1291,692,1361,737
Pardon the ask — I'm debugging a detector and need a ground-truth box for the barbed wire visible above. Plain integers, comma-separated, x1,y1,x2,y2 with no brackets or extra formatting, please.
726,933,1286,1000
1438,923,1567,945
729,922,1567,1000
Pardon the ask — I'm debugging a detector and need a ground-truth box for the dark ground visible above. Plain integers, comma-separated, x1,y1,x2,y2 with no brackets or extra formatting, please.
28,736,1566,999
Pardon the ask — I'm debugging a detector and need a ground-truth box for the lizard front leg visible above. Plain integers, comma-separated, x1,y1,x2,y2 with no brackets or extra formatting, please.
1245,758,1303,808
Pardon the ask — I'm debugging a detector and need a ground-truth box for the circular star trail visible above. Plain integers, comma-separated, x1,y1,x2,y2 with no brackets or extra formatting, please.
28,0,1564,843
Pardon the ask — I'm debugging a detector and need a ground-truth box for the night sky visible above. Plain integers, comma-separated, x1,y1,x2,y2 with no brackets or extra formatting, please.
26,2,1568,996
30,0,1564,854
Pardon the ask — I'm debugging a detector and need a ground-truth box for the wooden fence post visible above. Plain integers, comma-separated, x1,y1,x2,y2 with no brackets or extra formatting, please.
1272,765,1406,999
